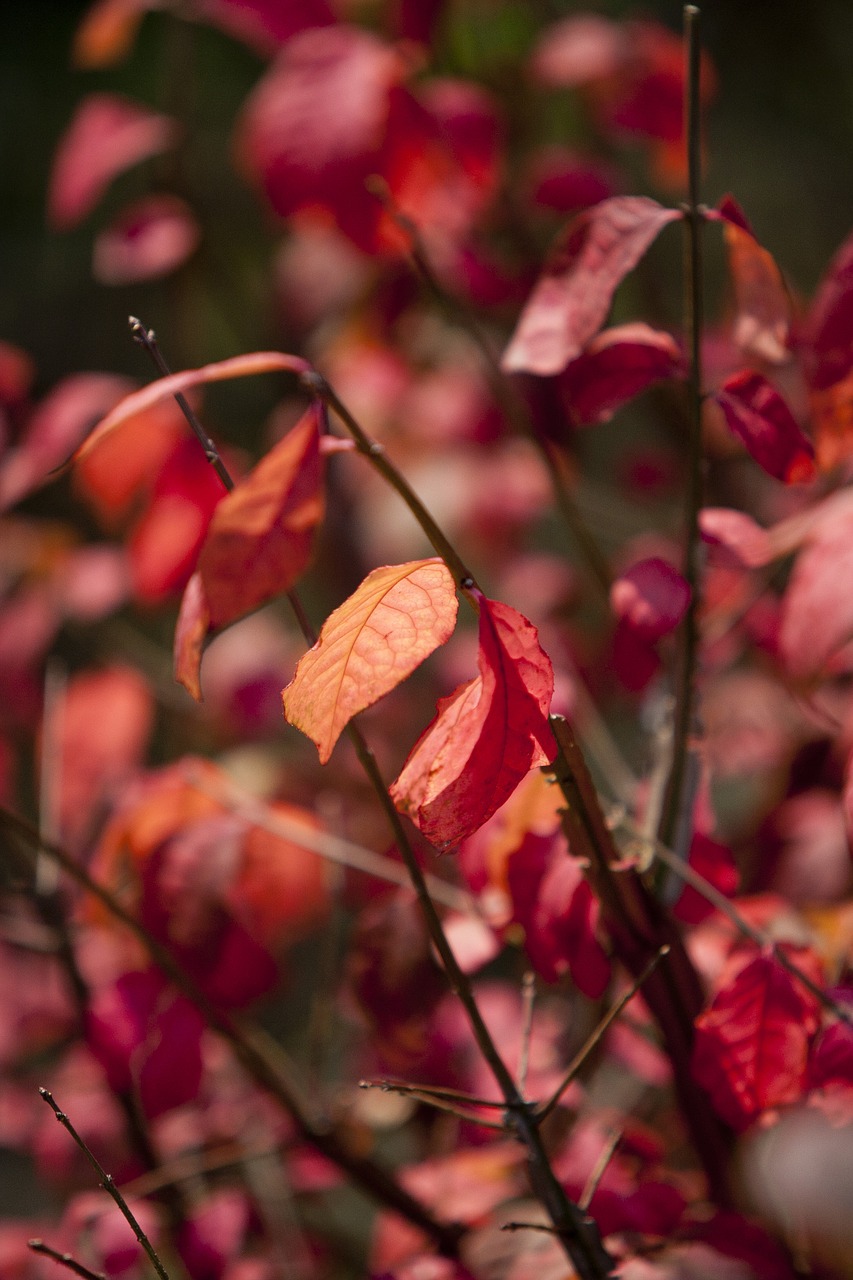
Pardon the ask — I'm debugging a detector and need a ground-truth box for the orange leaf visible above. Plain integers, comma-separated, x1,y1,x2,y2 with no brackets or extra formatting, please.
391,594,555,848
716,195,791,364
282,559,458,763
73,351,313,463
174,405,325,700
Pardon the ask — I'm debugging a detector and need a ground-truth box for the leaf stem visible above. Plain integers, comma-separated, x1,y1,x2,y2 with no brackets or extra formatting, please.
657,4,705,853
38,1089,171,1280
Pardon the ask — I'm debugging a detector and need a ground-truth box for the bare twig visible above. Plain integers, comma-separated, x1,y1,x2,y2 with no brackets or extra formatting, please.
38,1089,170,1280
518,972,536,1100
579,1129,623,1213
28,1240,106,1280
657,4,705,854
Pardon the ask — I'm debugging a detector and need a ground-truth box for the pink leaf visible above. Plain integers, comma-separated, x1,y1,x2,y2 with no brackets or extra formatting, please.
560,322,685,424
699,508,775,569
48,93,179,230
610,556,690,641
92,193,200,284
502,197,680,375
391,594,556,848
779,496,853,679
283,560,459,763
693,945,824,1131
714,195,791,364
714,369,816,483
73,351,312,463
0,372,133,510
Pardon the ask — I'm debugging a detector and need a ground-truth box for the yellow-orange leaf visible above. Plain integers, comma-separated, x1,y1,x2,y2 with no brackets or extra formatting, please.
282,559,458,763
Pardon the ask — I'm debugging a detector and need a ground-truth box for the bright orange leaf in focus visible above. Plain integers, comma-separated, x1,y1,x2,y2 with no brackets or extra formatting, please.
391,593,556,849
282,559,458,763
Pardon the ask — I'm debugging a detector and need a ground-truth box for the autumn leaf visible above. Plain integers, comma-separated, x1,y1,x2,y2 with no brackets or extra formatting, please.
715,195,791,364
610,556,690,641
175,404,325,699
714,369,816,483
692,944,824,1131
282,559,459,762
501,196,681,376
73,351,313,463
390,593,556,848
92,193,201,285
559,322,685,425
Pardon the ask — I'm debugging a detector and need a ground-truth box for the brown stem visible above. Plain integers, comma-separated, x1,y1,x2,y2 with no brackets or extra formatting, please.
657,4,705,853
28,1240,106,1280
1,806,463,1254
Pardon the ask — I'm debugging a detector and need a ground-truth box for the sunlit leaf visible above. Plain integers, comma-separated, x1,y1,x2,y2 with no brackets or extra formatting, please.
715,195,791,364
714,369,815,484
560,322,685,425
283,559,458,763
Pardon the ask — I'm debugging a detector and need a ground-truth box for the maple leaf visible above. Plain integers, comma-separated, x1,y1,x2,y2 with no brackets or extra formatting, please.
282,559,459,763
502,196,681,375
714,195,791,364
692,944,824,1131
714,369,816,484
175,404,325,700
390,593,556,848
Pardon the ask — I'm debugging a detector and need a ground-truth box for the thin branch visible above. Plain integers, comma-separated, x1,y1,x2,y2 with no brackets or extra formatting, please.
38,1090,170,1280
359,1079,508,1109
501,1221,557,1235
611,811,853,1027
358,1080,506,1130
579,1129,622,1213
518,972,536,1100
657,3,705,854
0,807,461,1254
536,947,669,1124
28,1240,106,1280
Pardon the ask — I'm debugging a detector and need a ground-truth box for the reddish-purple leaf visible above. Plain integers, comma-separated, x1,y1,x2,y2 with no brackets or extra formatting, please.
73,351,312,462
560,322,685,424
672,833,740,926
92,193,200,284
0,372,133,510
283,559,459,763
693,945,824,1131
502,197,680,375
610,556,690,641
175,404,324,699
390,594,556,848
526,857,611,997
48,94,179,230
801,226,853,393
714,369,816,483
715,195,791,364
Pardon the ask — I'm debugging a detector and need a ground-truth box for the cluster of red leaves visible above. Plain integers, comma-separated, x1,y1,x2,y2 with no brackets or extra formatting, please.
3,4,853,1280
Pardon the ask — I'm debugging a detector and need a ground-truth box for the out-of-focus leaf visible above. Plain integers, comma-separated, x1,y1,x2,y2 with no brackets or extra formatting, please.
47,94,179,230
391,593,555,848
0,373,132,511
72,0,149,68
283,559,458,763
560,322,685,425
610,556,690,641
692,944,824,1130
175,404,324,699
779,493,853,679
502,197,680,376
714,369,815,483
672,833,740,926
92,193,200,285
699,508,775,569
74,350,312,462
715,195,791,364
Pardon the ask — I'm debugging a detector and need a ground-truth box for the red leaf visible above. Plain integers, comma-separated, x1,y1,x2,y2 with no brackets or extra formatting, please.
47,93,179,230
194,0,334,55
502,197,680,375
714,369,816,483
672,833,740,926
73,350,312,462
391,594,556,848
527,858,611,997
693,945,824,1130
92,193,200,285
283,559,458,763
802,226,853,393
560,322,685,425
610,556,690,641
175,404,324,699
715,195,791,364
0,373,132,511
